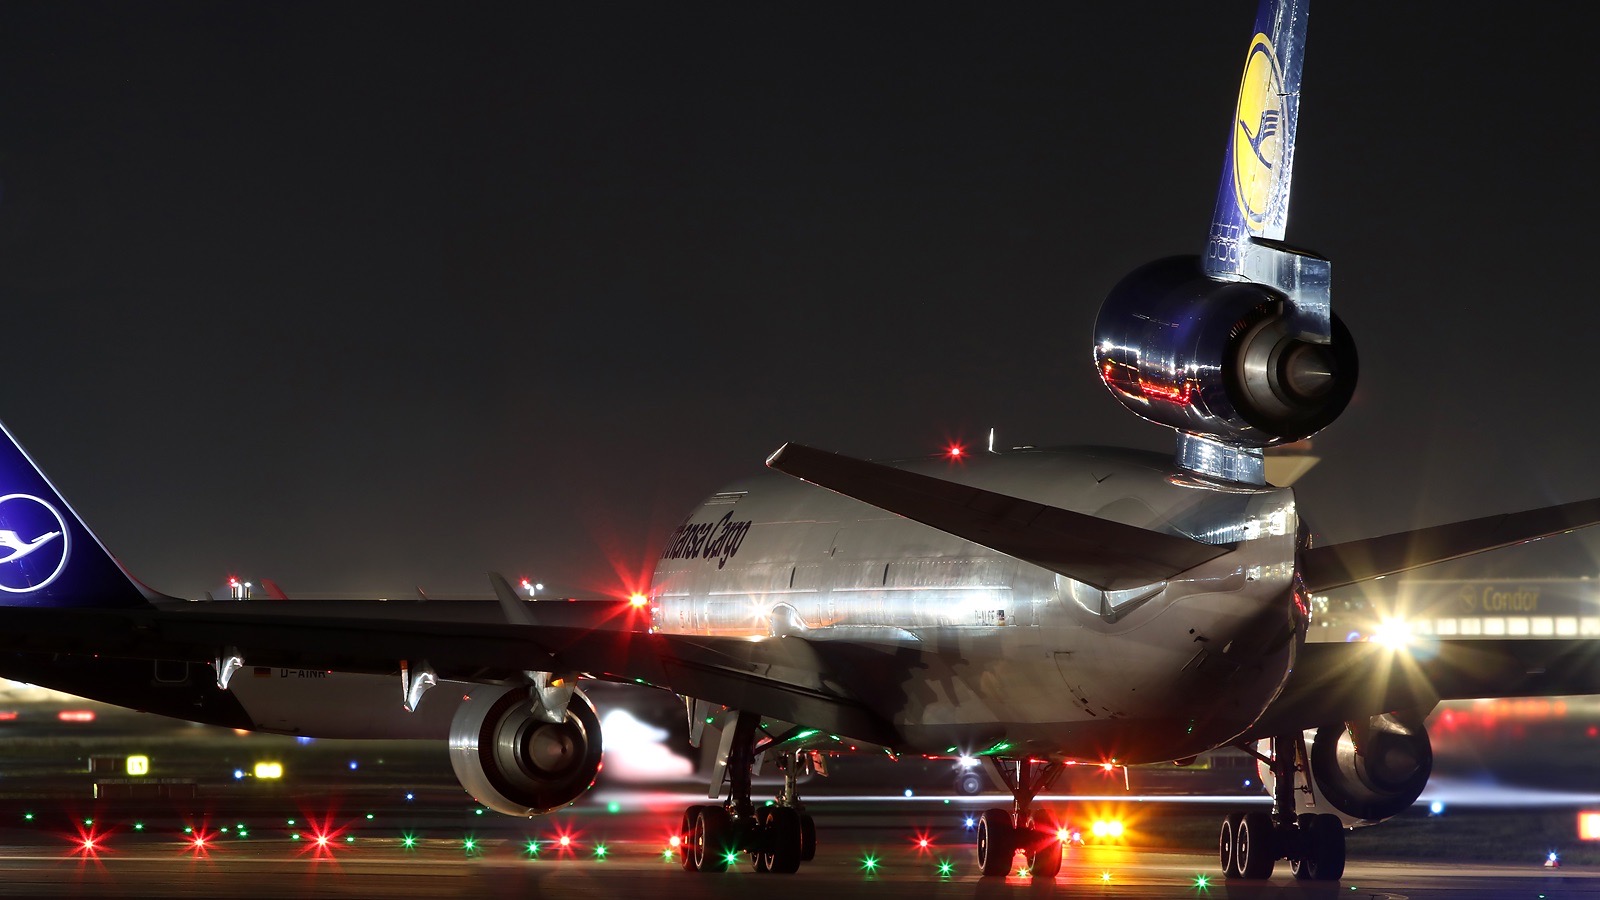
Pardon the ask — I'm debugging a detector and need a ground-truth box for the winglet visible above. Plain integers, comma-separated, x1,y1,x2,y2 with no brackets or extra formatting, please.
489,572,538,626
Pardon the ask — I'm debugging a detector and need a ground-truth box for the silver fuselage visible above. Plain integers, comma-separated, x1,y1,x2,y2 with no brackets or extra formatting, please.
651,446,1305,764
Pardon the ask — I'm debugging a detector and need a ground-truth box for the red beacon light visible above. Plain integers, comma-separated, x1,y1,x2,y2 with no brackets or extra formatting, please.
946,444,965,459
629,593,650,609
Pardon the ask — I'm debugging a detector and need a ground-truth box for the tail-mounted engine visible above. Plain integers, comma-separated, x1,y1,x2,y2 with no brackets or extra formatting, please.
1094,256,1357,447
448,684,604,817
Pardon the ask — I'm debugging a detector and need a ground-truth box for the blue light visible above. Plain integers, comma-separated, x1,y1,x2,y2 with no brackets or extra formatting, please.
349,760,359,770
405,792,415,802
233,769,244,780
296,736,313,745
1429,801,1444,816
964,817,976,829
1345,631,1362,642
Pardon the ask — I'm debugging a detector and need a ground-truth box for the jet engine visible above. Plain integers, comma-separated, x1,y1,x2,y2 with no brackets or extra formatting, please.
1260,713,1433,828
448,684,604,817
1093,255,1357,446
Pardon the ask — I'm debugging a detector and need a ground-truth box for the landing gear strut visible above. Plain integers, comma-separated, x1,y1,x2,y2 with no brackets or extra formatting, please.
976,757,1066,880
678,711,816,875
1217,734,1345,882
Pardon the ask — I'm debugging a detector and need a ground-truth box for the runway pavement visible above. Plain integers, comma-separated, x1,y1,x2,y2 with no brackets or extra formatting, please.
1,792,1596,899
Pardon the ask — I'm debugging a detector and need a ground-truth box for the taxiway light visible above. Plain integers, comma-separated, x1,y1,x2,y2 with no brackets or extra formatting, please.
963,817,975,829
938,859,953,876
401,833,417,849
861,853,880,872
133,822,143,832
463,837,478,853
594,844,608,858
1193,873,1210,889
1101,871,1113,883
723,850,740,866
525,840,540,855
668,834,682,848
558,834,571,847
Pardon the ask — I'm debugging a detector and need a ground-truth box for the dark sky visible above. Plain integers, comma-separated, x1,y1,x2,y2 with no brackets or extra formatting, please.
2,3,1597,600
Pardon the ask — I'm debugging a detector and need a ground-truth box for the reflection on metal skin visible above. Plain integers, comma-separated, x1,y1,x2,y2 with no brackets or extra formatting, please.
1093,256,1357,452
449,685,603,817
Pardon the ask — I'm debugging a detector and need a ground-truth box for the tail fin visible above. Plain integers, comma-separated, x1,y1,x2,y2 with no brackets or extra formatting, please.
1205,0,1310,270
0,419,159,608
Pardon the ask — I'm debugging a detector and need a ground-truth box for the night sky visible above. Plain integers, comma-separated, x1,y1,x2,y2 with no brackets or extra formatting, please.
2,3,1597,601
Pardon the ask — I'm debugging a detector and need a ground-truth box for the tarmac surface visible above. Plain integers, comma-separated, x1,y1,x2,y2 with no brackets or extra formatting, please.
1,789,1597,899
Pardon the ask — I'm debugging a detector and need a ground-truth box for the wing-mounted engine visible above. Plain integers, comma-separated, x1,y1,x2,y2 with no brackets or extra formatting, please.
1259,712,1433,828
448,684,604,817
1094,255,1357,451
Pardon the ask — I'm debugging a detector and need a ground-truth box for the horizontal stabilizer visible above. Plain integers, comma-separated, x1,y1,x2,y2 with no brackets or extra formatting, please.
765,443,1231,591
1300,496,1600,593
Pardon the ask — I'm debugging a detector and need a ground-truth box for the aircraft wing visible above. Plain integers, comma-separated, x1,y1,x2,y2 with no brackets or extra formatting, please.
1242,638,1600,739
766,443,1231,591
1299,496,1600,592
0,604,904,747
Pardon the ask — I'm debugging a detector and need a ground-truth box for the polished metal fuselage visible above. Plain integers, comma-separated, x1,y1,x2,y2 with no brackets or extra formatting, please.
651,446,1305,764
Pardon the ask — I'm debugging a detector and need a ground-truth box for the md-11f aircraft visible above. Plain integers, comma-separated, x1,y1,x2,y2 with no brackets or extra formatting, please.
6,0,1600,883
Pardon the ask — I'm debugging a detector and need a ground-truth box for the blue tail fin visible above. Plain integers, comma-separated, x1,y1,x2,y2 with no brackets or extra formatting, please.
1204,0,1310,273
0,419,158,608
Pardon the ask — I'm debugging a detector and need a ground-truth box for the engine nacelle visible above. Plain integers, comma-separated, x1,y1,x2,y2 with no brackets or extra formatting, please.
1094,255,1357,446
1260,714,1433,828
448,684,604,817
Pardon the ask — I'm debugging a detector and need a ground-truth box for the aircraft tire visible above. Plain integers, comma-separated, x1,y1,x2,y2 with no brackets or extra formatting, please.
1235,811,1276,879
1219,812,1241,878
1028,835,1062,879
758,806,802,874
692,806,732,873
679,805,705,871
799,813,816,861
1302,814,1345,881
977,808,1015,877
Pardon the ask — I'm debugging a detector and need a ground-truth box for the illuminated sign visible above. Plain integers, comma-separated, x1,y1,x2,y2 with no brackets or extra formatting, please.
254,762,283,780
0,493,70,593
126,755,150,776
1579,811,1600,841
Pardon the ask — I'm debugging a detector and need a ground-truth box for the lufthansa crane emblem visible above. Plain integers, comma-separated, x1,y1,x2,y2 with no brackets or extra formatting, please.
0,493,70,593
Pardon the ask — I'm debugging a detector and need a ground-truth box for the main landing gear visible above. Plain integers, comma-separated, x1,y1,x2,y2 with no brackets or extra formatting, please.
678,711,817,875
1217,734,1345,882
975,757,1066,880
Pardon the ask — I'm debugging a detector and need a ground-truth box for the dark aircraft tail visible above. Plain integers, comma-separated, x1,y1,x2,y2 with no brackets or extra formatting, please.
0,419,162,608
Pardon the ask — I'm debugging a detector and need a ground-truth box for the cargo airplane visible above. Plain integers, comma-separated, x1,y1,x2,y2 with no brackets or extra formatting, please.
5,0,1600,883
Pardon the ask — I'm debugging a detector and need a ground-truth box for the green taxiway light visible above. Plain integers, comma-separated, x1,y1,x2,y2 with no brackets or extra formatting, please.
83,818,93,826
464,837,478,852
183,826,193,834
607,801,621,814
723,850,740,866
402,833,417,849
133,822,144,831
525,840,540,855
938,859,953,876
365,813,374,820
662,849,675,860
22,812,33,822
1194,873,1210,890
861,854,879,873
594,844,608,858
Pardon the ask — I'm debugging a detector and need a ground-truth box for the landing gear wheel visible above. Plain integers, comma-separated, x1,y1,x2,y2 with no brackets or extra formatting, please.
799,813,816,862
679,805,705,871
756,806,802,874
1219,812,1241,878
691,806,732,873
976,808,1015,877
1235,810,1276,879
1027,833,1062,880
1290,813,1345,881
